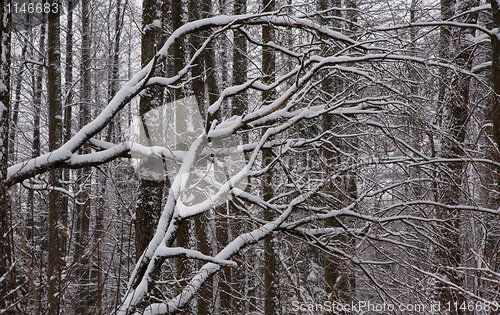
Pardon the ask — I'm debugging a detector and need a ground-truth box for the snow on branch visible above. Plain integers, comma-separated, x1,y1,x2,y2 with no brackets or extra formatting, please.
155,245,237,267
21,180,75,198
6,11,472,189
122,192,311,315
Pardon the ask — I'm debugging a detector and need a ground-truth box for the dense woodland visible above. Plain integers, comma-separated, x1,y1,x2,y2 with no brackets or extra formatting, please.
1,0,500,314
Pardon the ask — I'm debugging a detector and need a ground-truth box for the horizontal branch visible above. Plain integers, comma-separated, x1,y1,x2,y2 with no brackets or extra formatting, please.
155,245,237,267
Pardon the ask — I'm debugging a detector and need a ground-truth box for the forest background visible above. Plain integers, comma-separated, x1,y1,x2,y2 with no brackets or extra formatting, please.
1,0,500,314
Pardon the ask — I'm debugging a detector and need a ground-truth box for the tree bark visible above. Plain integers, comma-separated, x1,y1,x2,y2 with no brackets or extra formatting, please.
74,0,95,312
491,1,500,187
217,2,248,313
171,2,196,313
29,23,45,315
436,0,477,312
47,0,64,313
0,0,12,312
488,0,500,277
188,1,216,314
9,36,27,165
317,0,356,308
61,0,73,254
262,1,279,314
135,0,168,261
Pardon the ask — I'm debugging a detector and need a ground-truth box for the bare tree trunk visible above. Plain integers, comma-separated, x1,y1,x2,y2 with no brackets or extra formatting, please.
9,37,27,165
74,0,94,312
28,24,45,315
47,1,64,313
316,0,356,308
195,211,214,315
491,1,500,189
261,1,279,314
64,0,73,146
0,1,12,312
96,1,124,313
170,1,195,312
483,0,500,276
189,0,205,119
135,0,167,261
435,0,477,312
106,0,122,142
33,25,44,163
188,1,216,313
488,0,500,276
61,0,73,253
215,2,248,313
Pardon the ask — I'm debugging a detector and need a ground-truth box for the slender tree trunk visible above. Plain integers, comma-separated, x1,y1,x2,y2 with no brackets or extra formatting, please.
47,0,64,312
74,0,94,312
9,38,27,165
108,0,122,141
262,1,279,314
64,0,73,145
135,0,168,262
488,0,500,276
33,24,44,162
435,0,477,312
188,1,216,313
217,0,229,92
95,1,124,313
204,0,219,131
171,2,194,313
195,211,214,315
61,0,73,252
317,0,356,308
222,1,248,313
189,0,205,119
320,2,341,298
28,24,45,315
491,1,500,188
0,0,12,312
60,4,72,310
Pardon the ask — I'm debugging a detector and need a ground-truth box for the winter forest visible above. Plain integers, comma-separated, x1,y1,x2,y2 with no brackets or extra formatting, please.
1,0,500,314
